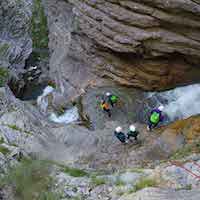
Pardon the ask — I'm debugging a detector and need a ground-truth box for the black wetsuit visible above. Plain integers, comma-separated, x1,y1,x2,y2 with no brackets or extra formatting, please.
127,130,139,141
114,131,126,143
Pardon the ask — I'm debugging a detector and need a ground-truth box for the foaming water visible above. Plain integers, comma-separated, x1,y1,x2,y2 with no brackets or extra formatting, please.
37,86,79,124
37,86,54,113
49,107,79,124
148,84,200,121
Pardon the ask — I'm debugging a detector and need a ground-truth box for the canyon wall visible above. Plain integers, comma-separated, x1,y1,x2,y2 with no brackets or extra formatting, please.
45,0,200,102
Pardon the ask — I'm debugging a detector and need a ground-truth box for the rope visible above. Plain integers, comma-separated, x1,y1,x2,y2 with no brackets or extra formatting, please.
169,161,200,179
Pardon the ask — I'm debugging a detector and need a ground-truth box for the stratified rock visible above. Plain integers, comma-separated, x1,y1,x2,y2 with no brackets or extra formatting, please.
0,0,32,72
44,0,200,102
163,115,200,142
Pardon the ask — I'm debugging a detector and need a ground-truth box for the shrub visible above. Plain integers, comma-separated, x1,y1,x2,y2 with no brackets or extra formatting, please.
115,177,125,186
0,67,9,87
0,145,10,155
0,137,4,144
47,80,56,89
134,178,157,192
31,0,49,50
0,159,58,200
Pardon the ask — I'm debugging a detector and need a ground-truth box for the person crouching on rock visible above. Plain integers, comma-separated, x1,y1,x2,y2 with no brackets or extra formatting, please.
127,125,139,142
114,126,127,144
147,105,164,131
100,99,111,117
106,92,119,107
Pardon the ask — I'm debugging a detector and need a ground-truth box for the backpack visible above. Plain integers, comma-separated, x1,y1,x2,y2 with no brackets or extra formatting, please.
101,102,109,110
110,95,118,103
150,112,160,124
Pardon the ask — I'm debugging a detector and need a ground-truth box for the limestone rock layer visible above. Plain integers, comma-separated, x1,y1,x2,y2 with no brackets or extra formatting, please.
45,0,200,99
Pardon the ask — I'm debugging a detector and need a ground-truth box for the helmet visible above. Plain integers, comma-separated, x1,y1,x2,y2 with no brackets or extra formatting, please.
129,125,136,132
158,105,164,111
115,126,122,133
106,92,111,96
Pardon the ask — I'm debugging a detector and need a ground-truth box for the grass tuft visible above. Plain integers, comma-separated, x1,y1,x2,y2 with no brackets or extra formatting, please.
90,175,106,186
134,178,157,192
0,145,10,155
0,67,9,87
0,137,4,144
171,141,200,160
62,166,88,177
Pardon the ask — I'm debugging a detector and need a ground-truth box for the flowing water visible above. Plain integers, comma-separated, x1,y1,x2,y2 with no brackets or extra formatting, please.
49,107,79,124
36,83,200,126
37,86,54,113
37,85,79,124
147,84,200,122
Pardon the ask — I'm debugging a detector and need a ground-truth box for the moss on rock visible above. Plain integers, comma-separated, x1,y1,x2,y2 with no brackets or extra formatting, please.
0,67,9,87
31,0,49,50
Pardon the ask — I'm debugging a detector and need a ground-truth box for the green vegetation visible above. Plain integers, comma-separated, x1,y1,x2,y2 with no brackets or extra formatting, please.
0,159,59,200
7,124,22,131
176,184,192,191
62,166,88,177
0,67,9,87
0,43,10,57
134,178,157,192
0,145,10,155
47,80,56,89
171,141,200,160
90,175,106,186
115,177,125,186
57,105,66,115
5,124,32,135
129,168,144,173
0,137,4,144
31,0,49,50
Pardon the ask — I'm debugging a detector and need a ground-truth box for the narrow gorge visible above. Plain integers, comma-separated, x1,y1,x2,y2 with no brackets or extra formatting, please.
0,0,200,200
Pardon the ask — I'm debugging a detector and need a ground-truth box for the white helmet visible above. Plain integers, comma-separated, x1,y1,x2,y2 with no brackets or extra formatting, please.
106,92,111,96
115,126,122,133
158,105,164,111
129,125,136,132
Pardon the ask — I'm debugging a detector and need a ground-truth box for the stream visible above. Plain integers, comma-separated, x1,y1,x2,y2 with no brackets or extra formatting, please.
24,83,200,126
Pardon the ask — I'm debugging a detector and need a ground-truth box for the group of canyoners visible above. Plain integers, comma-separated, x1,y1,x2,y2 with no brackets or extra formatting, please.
100,92,164,144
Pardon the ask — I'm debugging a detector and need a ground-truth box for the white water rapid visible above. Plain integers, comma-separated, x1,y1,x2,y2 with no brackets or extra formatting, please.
49,106,79,124
37,86,79,124
37,86,54,113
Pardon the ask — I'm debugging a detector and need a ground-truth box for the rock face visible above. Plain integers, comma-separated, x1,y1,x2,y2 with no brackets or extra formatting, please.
0,0,32,73
44,0,200,102
119,188,200,200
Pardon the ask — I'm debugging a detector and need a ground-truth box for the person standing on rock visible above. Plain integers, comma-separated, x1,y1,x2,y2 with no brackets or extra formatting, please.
106,92,119,107
147,105,164,131
100,99,111,117
114,126,127,144
127,125,139,141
